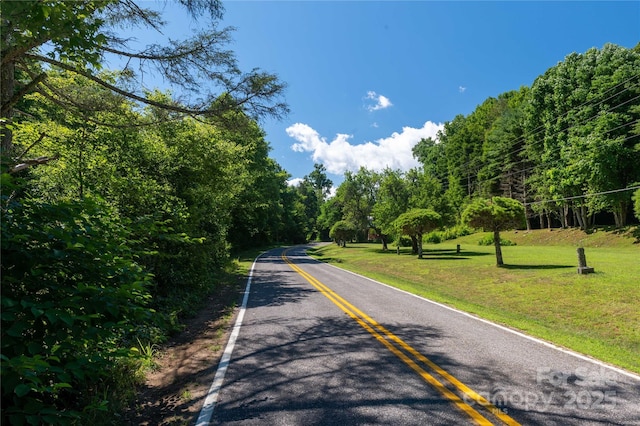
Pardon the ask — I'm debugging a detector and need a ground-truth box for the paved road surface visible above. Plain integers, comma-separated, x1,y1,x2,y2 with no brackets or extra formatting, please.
198,245,640,425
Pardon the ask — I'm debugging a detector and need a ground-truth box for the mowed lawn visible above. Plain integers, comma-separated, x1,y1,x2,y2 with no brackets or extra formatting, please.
308,229,640,374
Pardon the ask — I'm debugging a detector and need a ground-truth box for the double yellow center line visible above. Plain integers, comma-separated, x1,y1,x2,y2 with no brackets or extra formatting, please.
282,250,520,426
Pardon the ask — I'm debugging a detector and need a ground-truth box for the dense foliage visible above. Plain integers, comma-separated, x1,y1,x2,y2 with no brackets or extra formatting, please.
412,43,640,230
329,220,357,247
1,196,153,424
1,78,305,423
326,43,639,256
1,1,301,424
1,3,638,422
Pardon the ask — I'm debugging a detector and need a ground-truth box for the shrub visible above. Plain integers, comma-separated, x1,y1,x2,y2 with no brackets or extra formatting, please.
424,231,442,244
424,225,473,244
392,235,413,247
478,234,517,246
1,195,155,425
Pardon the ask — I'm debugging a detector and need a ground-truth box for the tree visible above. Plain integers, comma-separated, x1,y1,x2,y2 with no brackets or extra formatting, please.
294,179,320,241
478,88,533,229
412,136,447,177
317,195,343,241
336,168,379,242
329,220,357,247
633,188,640,221
524,44,640,229
306,163,333,202
1,3,298,422
462,197,525,266
406,168,454,225
294,164,334,241
393,209,441,259
1,0,288,154
372,168,410,250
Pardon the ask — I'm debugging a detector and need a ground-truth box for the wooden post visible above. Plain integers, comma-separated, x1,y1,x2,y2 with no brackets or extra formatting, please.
456,244,461,254
577,247,594,274
396,246,400,255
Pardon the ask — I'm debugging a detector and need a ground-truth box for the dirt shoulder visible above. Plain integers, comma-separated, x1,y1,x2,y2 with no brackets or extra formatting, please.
124,281,245,426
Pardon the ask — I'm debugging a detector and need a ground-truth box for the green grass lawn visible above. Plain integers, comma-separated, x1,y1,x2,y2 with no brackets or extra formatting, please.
307,229,640,374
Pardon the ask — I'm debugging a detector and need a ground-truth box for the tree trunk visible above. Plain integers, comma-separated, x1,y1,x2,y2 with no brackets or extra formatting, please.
1,59,15,154
381,234,388,251
546,210,552,230
560,205,569,229
410,235,418,255
613,201,627,228
493,229,504,266
575,205,588,230
523,180,531,231
417,233,423,259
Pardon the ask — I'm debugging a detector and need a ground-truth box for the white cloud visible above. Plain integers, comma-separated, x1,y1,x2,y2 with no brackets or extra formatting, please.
459,86,467,93
287,177,304,187
365,91,393,111
286,121,444,176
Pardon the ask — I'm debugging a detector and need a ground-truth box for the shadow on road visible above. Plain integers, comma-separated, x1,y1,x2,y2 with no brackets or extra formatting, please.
189,247,640,425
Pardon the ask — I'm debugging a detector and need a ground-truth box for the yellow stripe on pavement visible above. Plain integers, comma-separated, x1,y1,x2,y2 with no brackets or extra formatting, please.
282,250,521,426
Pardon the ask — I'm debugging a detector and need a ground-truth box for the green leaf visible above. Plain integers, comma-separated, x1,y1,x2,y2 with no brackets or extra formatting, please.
27,342,42,355
30,306,45,318
15,384,32,397
6,320,29,337
59,311,74,327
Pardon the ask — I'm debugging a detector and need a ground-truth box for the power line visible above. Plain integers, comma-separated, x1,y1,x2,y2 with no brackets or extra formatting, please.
524,185,640,206
426,73,640,187
430,76,640,197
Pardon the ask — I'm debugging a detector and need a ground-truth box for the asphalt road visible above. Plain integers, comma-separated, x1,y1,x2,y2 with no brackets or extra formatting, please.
199,245,640,425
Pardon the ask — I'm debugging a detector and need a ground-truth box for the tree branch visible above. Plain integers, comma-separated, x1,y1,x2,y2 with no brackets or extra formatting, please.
1,36,52,66
16,132,47,161
25,52,212,116
1,73,47,117
9,155,60,174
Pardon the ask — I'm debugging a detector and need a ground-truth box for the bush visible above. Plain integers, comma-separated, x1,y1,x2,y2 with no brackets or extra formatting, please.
424,231,442,244
423,225,473,245
1,195,155,425
442,224,473,240
392,235,413,247
478,234,517,246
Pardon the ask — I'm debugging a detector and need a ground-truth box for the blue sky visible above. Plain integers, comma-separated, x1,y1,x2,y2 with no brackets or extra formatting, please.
128,1,640,188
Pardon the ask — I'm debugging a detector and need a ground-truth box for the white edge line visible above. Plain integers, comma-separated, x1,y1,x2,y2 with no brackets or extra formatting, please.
303,246,640,382
195,254,261,426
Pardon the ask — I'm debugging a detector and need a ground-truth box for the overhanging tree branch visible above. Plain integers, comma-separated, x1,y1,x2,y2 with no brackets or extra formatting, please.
25,52,213,116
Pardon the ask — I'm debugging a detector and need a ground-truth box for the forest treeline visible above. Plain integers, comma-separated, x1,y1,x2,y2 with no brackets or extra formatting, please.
1,1,304,424
305,42,640,251
1,0,639,424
